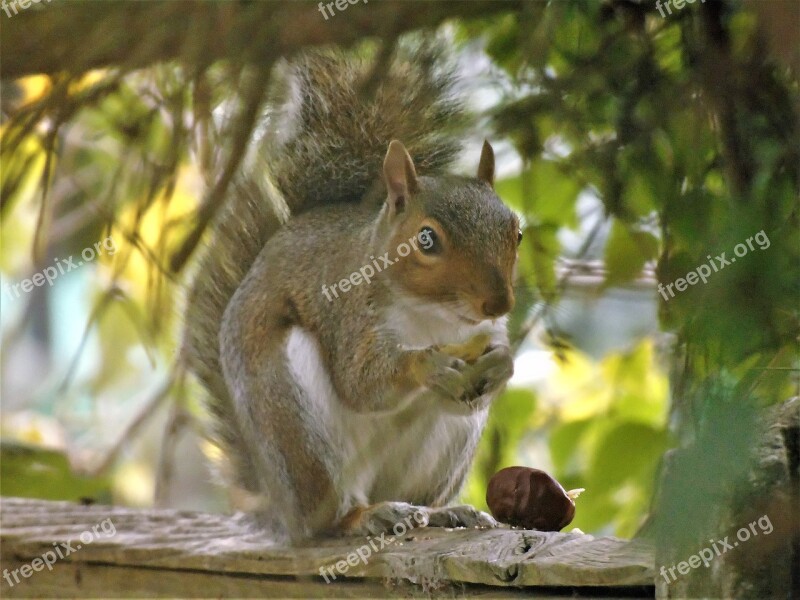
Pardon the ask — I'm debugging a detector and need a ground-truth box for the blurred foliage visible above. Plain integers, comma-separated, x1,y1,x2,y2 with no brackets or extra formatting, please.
1,0,798,545
1,441,112,503
460,0,799,545
466,340,670,537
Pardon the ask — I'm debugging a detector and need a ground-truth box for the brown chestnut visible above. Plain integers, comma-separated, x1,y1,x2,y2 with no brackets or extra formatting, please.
486,466,583,532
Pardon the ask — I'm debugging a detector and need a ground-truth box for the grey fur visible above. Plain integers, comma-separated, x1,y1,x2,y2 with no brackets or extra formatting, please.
184,46,468,505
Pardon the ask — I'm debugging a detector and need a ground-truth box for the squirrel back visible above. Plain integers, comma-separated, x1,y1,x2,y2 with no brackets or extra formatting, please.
183,44,469,498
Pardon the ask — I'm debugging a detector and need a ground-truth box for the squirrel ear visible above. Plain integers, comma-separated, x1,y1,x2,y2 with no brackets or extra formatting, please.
477,140,495,188
383,140,418,215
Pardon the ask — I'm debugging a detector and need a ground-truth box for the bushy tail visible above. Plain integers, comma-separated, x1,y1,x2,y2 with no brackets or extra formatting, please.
183,173,286,496
184,41,467,499
267,44,466,209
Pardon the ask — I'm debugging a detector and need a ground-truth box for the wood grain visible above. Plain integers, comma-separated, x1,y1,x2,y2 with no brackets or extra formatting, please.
0,497,655,597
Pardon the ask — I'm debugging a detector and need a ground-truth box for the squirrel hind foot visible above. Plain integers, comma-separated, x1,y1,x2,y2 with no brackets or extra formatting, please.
338,502,497,537
424,505,498,530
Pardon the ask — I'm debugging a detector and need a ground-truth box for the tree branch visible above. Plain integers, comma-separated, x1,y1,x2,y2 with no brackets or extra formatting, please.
2,0,522,80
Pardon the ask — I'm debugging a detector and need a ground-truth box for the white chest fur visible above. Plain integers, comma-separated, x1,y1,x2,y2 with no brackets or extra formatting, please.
284,296,506,514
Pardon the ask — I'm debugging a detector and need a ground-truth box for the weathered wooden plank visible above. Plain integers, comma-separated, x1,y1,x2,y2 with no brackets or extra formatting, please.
0,560,655,599
0,497,655,597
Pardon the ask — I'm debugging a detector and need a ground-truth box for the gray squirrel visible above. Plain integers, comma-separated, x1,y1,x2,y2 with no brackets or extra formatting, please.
184,47,520,543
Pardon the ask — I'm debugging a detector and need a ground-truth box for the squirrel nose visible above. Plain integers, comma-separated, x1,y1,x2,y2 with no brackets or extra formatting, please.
481,293,513,318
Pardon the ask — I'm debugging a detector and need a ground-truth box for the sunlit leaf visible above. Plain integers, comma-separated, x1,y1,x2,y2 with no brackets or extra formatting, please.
604,219,659,286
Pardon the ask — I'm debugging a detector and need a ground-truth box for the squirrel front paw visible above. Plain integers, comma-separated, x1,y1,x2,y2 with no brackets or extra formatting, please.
409,340,513,410
464,345,514,399
414,349,471,403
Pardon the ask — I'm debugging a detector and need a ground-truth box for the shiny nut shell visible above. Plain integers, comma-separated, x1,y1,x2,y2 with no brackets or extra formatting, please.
486,466,576,532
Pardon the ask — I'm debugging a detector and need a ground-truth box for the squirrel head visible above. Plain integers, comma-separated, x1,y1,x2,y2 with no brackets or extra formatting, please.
378,140,520,323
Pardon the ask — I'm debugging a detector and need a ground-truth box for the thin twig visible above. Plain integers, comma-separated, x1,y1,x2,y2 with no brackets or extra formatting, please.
82,366,181,477
169,64,272,273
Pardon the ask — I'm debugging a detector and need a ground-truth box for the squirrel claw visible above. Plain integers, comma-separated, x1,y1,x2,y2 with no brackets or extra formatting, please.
425,505,498,529
345,502,498,537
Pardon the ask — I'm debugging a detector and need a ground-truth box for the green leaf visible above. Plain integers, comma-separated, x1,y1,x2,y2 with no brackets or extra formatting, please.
604,219,659,286
549,419,591,474
1,441,112,503
587,422,670,493
496,161,581,228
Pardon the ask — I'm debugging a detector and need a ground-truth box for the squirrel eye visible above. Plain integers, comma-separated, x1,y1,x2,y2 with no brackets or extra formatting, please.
517,229,523,246
418,227,441,255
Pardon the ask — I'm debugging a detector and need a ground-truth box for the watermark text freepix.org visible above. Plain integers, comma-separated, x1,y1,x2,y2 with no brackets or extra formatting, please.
660,513,772,584
655,0,705,19
321,229,433,302
2,0,52,19
3,517,116,588
319,508,428,583
658,229,769,302
318,0,367,20
2,236,117,302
